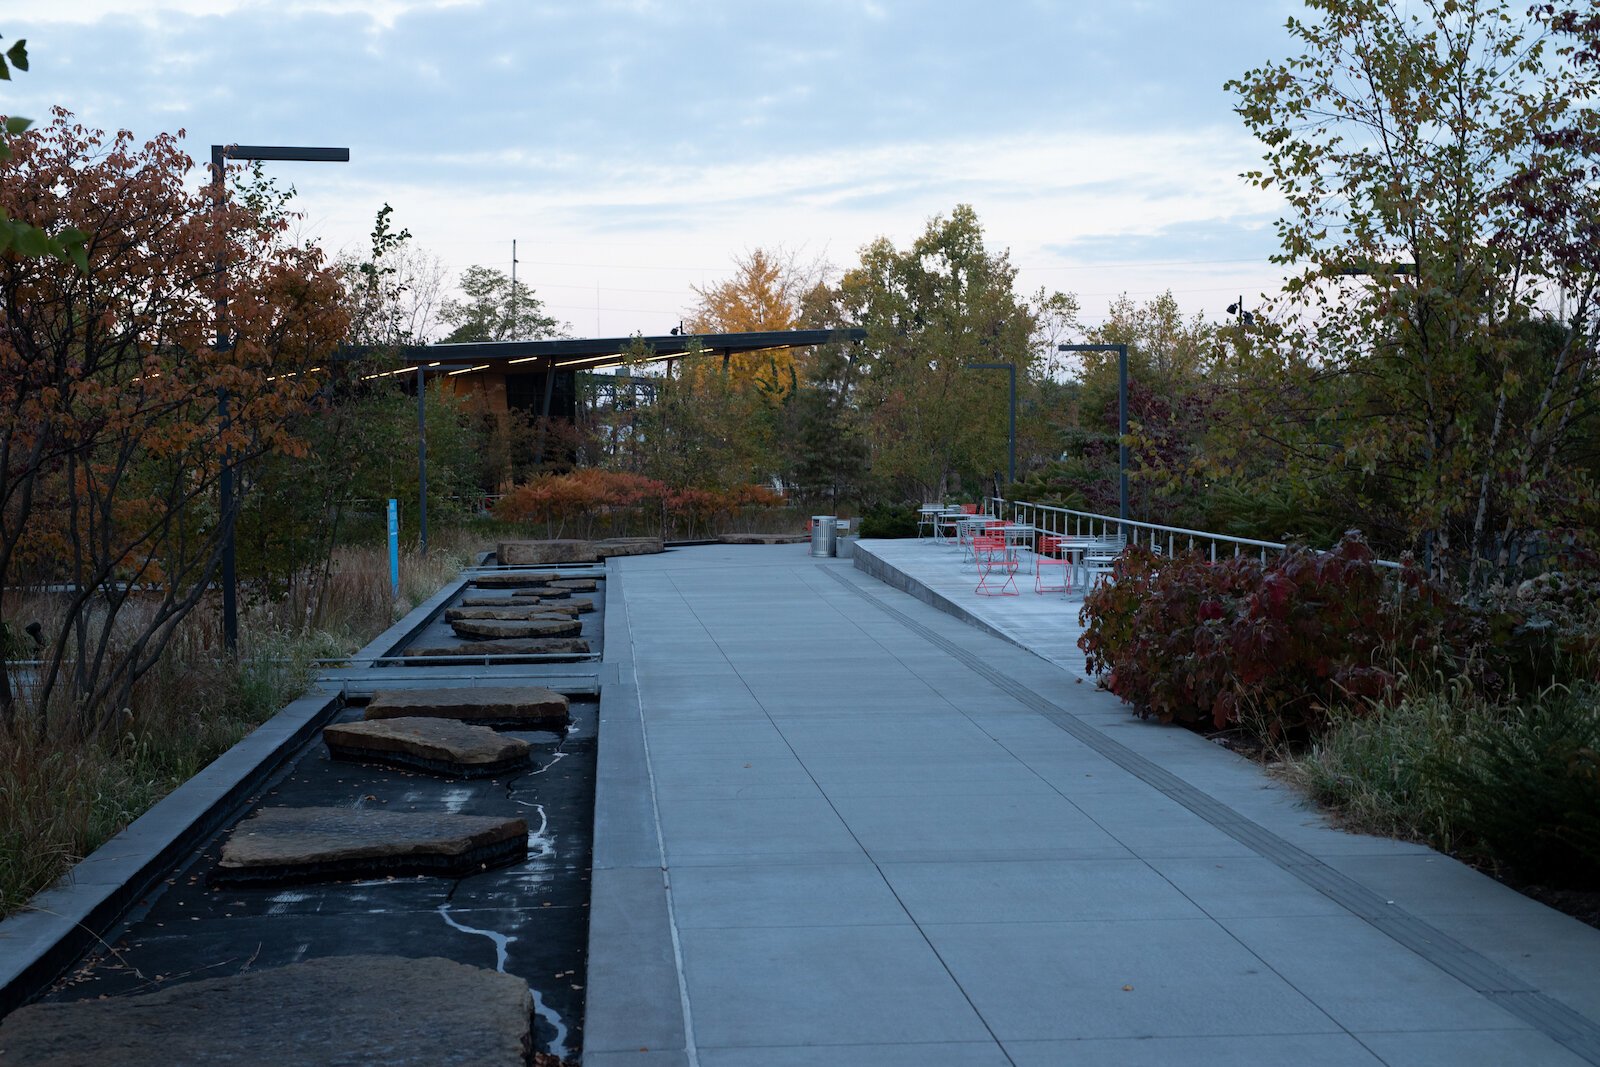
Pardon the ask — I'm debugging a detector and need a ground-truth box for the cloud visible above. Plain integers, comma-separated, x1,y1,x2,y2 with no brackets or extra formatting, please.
4,0,1303,333
9,0,481,29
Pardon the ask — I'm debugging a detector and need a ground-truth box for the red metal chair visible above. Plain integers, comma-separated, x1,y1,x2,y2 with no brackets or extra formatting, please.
974,533,1019,596
1034,534,1072,595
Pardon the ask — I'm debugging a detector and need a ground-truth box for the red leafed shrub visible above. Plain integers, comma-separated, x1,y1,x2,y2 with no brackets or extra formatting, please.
494,470,667,535
495,470,791,539
1079,533,1450,741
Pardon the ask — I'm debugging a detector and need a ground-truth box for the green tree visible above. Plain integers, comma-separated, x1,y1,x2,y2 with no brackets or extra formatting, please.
439,265,564,343
1222,0,1600,585
834,205,1043,501
627,339,753,489
790,343,868,505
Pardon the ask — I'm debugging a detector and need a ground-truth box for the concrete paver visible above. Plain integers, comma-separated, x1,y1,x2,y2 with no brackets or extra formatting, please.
593,541,1600,1065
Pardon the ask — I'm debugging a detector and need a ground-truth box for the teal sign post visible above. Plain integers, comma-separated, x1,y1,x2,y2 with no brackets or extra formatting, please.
387,499,400,597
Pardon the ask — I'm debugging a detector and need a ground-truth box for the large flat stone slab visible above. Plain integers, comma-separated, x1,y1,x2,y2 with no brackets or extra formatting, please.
471,570,563,588
323,717,532,778
450,616,582,640
498,537,662,566
365,685,571,727
549,578,598,593
213,808,528,885
510,584,572,599
594,536,665,558
0,955,532,1066
458,596,584,612
498,539,599,565
444,606,574,623
404,638,591,658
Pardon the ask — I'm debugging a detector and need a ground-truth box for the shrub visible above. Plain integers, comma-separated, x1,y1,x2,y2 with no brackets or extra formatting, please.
495,470,793,539
1435,684,1600,886
1294,682,1600,889
1478,571,1600,688
858,503,919,538
1289,680,1473,847
1079,533,1451,741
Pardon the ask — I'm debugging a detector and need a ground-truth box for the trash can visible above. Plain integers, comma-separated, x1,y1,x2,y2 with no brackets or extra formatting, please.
810,515,837,557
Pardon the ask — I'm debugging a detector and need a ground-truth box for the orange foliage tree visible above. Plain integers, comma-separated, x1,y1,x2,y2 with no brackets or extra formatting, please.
685,247,824,388
0,111,348,736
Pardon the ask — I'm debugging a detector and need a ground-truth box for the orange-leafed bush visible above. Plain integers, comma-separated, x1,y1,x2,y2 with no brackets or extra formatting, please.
495,470,666,538
495,471,793,539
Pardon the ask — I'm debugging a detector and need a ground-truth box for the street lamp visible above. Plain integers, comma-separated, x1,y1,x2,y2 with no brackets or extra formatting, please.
963,361,1016,486
212,143,349,654
1058,343,1129,532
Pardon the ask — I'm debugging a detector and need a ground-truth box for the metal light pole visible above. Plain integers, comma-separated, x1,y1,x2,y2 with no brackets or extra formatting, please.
1059,343,1129,532
212,144,349,653
964,361,1016,485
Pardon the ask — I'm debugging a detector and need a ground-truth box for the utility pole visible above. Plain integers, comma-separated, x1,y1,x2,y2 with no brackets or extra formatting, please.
510,238,518,339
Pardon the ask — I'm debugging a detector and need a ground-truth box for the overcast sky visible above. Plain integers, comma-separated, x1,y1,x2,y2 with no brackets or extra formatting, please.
6,0,1304,337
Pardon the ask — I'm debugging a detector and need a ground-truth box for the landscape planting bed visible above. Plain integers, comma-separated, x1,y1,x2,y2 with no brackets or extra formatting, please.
38,694,599,1062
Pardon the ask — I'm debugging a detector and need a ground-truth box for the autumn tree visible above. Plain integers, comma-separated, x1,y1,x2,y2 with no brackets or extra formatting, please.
0,112,349,734
0,36,84,267
1222,0,1600,585
675,247,833,480
686,247,816,334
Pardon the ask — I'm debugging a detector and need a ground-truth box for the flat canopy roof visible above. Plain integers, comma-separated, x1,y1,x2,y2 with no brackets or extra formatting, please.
355,328,867,374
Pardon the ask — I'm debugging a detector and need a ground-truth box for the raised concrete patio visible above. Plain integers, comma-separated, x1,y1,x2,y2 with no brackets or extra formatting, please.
587,540,1600,1066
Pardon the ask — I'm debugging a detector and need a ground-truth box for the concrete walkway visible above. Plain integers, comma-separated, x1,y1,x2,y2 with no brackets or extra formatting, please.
586,542,1600,1066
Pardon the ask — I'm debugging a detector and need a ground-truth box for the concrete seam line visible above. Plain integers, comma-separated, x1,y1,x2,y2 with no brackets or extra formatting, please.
823,566,1600,1066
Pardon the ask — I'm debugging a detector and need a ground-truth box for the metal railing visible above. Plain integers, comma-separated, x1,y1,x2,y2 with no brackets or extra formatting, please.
987,498,1401,569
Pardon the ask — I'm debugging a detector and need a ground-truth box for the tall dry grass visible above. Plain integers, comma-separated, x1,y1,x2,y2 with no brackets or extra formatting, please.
0,528,477,918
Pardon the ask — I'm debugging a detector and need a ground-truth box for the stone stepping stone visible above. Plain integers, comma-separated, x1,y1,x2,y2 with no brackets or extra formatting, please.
365,685,570,727
458,595,587,614
510,584,571,599
516,600,584,615
404,638,591,659
324,717,531,778
212,807,527,885
550,578,598,592
471,570,561,588
0,955,532,1066
450,616,581,640
444,606,573,623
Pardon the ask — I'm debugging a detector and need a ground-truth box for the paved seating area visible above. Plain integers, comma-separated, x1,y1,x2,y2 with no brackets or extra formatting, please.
586,542,1600,1066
